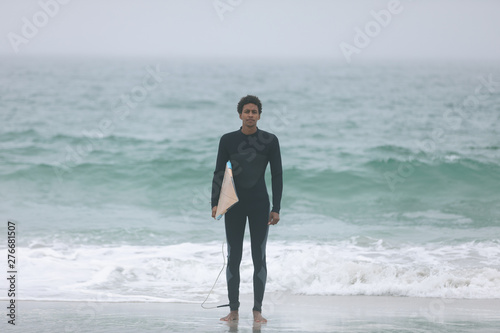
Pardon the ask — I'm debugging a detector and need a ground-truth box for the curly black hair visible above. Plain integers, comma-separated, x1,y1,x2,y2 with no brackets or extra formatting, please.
237,95,262,114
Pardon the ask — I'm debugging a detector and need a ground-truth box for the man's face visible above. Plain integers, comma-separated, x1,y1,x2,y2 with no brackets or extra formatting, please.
239,103,260,127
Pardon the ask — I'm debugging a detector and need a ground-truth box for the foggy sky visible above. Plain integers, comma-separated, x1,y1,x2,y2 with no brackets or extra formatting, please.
1,0,500,61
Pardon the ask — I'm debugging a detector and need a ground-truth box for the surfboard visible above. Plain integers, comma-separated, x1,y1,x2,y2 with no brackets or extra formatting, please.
215,161,239,220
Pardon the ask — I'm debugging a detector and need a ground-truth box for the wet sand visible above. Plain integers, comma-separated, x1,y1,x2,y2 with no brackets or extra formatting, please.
3,294,500,332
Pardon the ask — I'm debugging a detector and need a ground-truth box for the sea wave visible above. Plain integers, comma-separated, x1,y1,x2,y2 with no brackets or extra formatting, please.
5,239,500,303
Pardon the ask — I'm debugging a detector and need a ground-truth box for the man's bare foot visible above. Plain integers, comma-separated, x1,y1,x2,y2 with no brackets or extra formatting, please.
253,310,267,323
220,310,239,321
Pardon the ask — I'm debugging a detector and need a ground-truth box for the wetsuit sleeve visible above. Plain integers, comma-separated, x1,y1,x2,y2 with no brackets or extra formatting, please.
270,136,283,213
211,136,229,208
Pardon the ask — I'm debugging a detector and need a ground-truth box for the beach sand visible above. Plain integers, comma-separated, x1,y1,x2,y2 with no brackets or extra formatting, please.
3,294,500,332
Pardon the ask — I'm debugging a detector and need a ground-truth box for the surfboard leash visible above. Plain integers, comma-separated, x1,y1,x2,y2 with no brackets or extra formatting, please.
200,239,230,309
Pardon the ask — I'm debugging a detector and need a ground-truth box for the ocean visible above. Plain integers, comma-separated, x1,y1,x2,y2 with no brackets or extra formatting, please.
1,56,499,306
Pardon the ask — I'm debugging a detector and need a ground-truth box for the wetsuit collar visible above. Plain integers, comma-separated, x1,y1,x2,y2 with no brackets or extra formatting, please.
239,126,259,136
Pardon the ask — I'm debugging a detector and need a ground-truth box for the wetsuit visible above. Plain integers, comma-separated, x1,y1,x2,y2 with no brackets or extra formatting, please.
211,127,283,312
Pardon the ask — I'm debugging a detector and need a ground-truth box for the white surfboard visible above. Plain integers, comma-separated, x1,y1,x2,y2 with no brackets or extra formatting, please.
215,161,239,220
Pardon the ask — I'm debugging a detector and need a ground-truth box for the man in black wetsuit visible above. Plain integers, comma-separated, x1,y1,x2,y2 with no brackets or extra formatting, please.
211,95,283,323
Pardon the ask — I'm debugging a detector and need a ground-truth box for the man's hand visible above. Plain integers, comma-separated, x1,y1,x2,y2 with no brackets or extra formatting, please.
268,212,280,225
212,206,217,219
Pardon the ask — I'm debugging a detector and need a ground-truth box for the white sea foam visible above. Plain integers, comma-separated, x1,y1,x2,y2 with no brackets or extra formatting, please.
4,238,500,303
